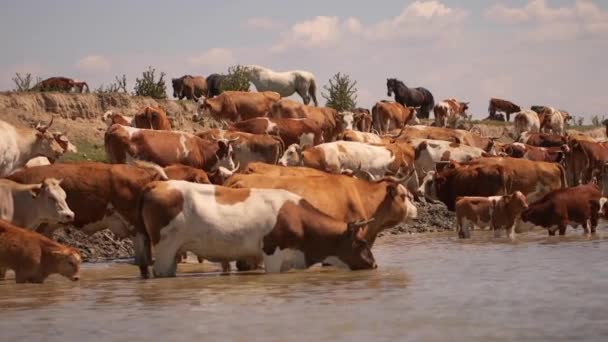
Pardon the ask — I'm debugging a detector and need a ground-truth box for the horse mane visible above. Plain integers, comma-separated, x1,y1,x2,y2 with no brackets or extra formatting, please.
387,78,405,87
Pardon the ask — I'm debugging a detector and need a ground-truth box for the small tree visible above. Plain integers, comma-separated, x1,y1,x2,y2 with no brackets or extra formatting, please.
220,65,251,92
96,75,128,94
134,66,167,99
575,116,584,126
322,72,357,112
12,72,35,91
591,115,606,127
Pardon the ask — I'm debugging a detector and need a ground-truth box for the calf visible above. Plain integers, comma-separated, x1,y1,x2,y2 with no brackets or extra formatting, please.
521,184,603,235
0,178,74,229
135,181,377,278
455,191,528,239
0,220,81,283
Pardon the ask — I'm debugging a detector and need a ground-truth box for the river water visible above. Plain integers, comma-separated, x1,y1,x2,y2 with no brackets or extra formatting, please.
1,229,607,341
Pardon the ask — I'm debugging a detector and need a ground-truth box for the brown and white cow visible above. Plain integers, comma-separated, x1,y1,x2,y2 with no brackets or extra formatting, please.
371,101,418,134
563,139,608,186
22,131,78,169
433,98,469,128
455,191,528,239
0,178,74,230
521,184,603,236
500,142,567,163
225,172,418,246
197,129,283,168
278,140,414,180
242,162,331,177
270,99,341,142
226,117,323,147
132,106,172,130
419,157,566,210
488,98,521,121
513,110,541,136
199,91,281,122
102,110,133,127
104,125,236,171
0,118,64,177
135,181,377,278
536,107,571,135
0,219,82,283
6,162,211,238
394,126,497,153
412,139,490,182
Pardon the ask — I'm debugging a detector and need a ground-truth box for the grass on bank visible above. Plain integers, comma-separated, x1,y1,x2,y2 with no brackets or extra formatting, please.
61,139,107,163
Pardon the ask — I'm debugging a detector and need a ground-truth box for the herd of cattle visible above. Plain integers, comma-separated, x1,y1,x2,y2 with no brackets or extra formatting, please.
2,72,608,284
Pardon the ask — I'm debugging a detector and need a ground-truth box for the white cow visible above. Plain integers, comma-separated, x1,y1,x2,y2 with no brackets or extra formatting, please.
0,119,64,177
513,110,540,137
410,138,489,181
542,108,571,135
0,178,74,229
134,181,376,278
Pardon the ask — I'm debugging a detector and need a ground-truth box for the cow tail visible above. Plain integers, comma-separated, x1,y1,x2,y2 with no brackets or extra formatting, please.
270,135,285,164
134,186,152,279
308,78,318,106
557,164,568,188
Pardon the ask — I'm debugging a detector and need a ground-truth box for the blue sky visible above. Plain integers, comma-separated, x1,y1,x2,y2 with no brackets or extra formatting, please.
1,0,607,119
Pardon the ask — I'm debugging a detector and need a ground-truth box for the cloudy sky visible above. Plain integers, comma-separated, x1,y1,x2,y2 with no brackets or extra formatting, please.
1,0,607,119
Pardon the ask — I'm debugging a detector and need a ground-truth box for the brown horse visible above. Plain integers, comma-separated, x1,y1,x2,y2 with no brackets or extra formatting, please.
34,77,89,93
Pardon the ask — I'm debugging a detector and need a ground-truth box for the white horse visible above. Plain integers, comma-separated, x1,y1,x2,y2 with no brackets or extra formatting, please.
245,65,318,106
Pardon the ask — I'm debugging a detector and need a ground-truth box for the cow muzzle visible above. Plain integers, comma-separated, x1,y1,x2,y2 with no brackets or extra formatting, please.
60,211,75,223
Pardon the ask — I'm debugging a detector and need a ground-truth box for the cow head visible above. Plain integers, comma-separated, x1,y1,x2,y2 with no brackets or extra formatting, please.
212,135,238,171
418,170,446,202
31,178,75,223
53,132,78,153
378,181,418,227
335,219,377,270
52,247,82,281
597,197,608,219
199,97,222,118
502,191,529,213
34,118,64,161
208,163,240,185
278,144,303,166
337,111,355,130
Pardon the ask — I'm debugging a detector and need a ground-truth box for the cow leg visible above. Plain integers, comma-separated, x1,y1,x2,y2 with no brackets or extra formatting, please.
0,267,6,280
548,226,558,236
506,224,516,240
152,237,180,278
558,223,568,236
582,221,591,235
458,218,471,239
221,261,231,273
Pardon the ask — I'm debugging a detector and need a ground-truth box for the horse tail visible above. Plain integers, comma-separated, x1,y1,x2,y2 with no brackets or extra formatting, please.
308,78,318,106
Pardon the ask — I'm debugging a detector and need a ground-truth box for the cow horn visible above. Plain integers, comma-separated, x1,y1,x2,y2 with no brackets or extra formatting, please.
227,136,240,142
36,117,54,133
388,126,406,139
359,170,376,181
229,162,240,172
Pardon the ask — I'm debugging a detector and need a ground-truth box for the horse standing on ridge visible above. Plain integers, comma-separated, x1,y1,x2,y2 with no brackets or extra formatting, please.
245,65,318,106
386,78,434,119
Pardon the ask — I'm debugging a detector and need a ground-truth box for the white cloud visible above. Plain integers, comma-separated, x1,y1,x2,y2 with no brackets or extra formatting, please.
75,55,111,73
271,1,468,52
485,0,608,41
188,48,236,68
244,17,280,30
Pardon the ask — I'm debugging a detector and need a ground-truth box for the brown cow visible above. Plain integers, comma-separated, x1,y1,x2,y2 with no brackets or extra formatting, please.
455,191,529,239
270,99,341,142
199,91,280,122
521,184,603,235
0,219,81,283
563,139,608,185
353,108,372,132
224,173,417,246
197,129,283,168
132,106,172,130
488,98,521,121
394,126,497,153
226,117,323,146
372,101,418,134
7,162,211,238
104,125,236,171
518,132,568,147
172,75,208,100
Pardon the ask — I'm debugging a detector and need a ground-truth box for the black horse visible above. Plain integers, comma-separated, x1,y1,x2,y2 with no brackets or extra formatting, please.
206,73,227,97
386,78,435,119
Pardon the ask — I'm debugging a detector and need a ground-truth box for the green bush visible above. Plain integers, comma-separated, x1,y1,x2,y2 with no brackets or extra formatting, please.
220,65,251,92
322,72,357,112
134,66,167,99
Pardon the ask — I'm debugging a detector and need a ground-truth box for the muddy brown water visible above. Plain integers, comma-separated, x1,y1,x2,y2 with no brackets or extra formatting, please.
1,229,608,341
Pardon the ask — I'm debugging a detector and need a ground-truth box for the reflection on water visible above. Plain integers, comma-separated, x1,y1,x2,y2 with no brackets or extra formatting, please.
1,229,608,341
